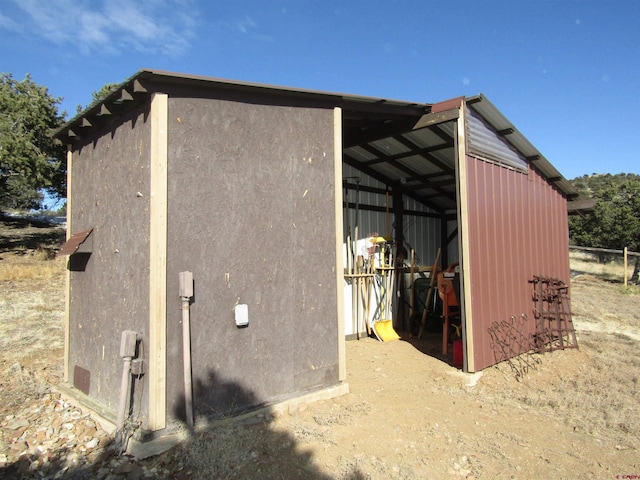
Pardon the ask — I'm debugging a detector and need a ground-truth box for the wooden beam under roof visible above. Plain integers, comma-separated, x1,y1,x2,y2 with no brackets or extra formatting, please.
394,134,455,174
401,177,456,192
355,139,453,168
342,153,447,213
119,89,134,102
412,108,459,130
343,117,419,148
358,138,456,202
133,79,148,93
352,125,459,208
567,198,596,214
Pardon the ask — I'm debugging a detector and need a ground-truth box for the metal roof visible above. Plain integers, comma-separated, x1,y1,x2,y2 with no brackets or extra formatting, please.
343,95,577,209
343,115,459,211
55,69,577,211
466,95,577,198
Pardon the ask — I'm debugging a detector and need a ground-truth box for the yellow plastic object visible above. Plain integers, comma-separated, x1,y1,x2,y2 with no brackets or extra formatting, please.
373,320,400,342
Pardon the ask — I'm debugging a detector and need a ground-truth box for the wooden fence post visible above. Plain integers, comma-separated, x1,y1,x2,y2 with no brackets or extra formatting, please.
624,246,628,288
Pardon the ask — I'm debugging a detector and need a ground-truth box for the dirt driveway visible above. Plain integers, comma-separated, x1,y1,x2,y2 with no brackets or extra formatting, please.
146,273,639,479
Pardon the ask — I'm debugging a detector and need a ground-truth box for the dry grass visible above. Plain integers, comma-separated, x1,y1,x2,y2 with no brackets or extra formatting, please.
0,251,66,416
497,333,640,448
0,251,66,282
570,249,637,283
472,271,640,453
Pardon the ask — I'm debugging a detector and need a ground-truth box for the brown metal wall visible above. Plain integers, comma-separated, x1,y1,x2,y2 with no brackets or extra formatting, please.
465,156,570,371
68,105,151,413
165,95,339,422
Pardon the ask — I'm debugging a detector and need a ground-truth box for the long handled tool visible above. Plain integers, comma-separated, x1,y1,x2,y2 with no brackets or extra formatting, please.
409,249,415,319
372,247,400,341
418,248,441,339
364,257,373,336
352,227,359,339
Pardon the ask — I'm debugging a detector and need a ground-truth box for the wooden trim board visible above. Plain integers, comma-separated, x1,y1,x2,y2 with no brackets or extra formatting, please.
63,146,73,383
334,107,346,382
149,93,168,431
455,103,475,372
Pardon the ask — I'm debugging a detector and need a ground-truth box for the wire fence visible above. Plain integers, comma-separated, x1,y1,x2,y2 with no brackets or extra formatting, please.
569,245,640,286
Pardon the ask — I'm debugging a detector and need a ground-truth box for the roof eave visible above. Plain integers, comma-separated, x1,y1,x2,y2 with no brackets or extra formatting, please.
54,69,430,144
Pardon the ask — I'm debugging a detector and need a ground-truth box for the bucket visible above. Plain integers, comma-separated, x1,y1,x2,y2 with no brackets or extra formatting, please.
453,339,463,368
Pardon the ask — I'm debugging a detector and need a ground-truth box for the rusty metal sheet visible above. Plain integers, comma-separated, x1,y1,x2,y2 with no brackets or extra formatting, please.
431,96,464,114
73,365,90,395
57,228,93,256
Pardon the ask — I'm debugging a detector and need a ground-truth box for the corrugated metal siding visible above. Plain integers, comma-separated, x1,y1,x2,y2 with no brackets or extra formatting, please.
465,156,570,371
342,164,444,268
403,196,441,266
342,164,389,241
467,108,528,173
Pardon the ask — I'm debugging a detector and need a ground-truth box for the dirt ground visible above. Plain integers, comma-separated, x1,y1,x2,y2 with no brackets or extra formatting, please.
1,217,639,479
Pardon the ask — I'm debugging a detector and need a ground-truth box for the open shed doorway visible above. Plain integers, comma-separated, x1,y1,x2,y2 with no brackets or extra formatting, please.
339,103,465,369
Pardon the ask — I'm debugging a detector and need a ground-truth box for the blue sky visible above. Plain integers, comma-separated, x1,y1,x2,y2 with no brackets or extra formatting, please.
1,0,638,180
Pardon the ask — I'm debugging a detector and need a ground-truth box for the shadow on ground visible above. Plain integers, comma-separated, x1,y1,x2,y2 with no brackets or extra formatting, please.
168,369,367,479
0,213,65,254
0,369,366,479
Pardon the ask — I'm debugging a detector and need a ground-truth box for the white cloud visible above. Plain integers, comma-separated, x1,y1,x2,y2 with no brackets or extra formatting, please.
6,0,197,56
236,15,257,34
232,15,273,43
0,11,22,32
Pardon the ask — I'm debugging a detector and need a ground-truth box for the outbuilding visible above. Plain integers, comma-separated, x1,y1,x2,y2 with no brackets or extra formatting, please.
55,69,577,438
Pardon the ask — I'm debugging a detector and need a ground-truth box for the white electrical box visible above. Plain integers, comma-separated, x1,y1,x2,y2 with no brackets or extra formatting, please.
179,271,193,298
234,304,249,328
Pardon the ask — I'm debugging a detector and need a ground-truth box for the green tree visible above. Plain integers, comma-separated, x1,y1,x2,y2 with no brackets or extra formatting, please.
569,173,640,283
0,73,66,210
91,82,119,103
76,82,120,114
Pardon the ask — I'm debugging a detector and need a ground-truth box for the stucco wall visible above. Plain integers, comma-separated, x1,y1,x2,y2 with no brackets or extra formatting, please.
165,95,338,422
68,105,151,414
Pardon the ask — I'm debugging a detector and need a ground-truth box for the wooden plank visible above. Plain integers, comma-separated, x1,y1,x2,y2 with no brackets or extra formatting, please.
119,89,134,102
63,146,73,383
412,108,460,130
456,103,475,372
431,96,464,114
567,198,596,213
133,79,148,93
418,249,440,339
334,107,347,382
149,92,168,431
569,245,640,257
624,247,628,288
409,250,415,318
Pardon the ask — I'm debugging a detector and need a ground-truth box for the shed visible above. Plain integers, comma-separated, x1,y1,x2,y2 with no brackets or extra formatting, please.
55,69,577,437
